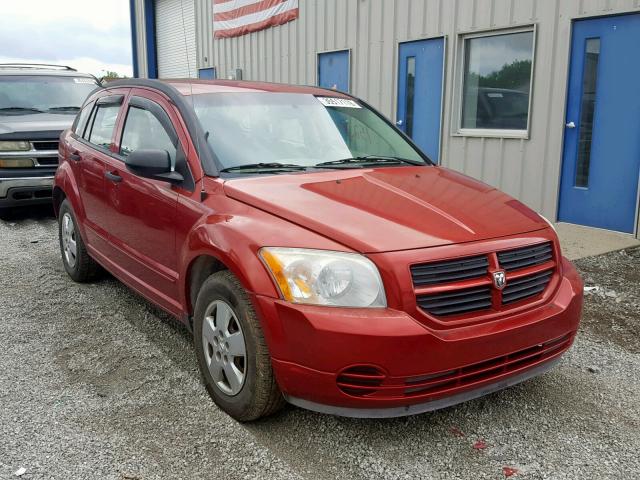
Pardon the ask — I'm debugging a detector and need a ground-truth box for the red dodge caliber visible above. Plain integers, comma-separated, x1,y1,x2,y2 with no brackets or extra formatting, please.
54,79,583,421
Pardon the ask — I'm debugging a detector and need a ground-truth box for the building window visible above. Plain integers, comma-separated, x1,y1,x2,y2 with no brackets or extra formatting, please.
459,29,535,135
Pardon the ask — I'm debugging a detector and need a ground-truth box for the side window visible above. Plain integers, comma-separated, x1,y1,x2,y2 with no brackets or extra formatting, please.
73,102,93,137
88,105,120,149
120,106,177,167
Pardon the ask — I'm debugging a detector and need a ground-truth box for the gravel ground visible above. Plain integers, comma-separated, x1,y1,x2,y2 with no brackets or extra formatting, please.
1,207,638,480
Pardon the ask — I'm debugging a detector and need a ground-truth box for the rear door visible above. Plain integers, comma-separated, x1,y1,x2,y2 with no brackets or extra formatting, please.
71,93,125,246
100,90,193,310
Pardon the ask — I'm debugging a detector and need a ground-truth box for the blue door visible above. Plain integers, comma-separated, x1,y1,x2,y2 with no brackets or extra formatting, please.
318,50,350,92
198,67,216,79
397,38,445,163
559,14,640,233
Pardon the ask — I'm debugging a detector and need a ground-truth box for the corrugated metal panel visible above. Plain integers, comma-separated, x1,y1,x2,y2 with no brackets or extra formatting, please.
133,0,149,78
190,0,640,221
156,0,197,78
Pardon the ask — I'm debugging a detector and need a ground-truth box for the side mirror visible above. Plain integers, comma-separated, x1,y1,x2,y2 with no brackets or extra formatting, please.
125,149,184,184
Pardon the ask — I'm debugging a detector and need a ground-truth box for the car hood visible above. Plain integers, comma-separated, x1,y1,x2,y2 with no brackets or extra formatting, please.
0,113,74,136
223,166,548,253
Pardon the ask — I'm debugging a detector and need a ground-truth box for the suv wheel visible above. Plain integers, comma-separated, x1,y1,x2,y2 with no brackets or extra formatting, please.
194,270,285,421
58,199,100,282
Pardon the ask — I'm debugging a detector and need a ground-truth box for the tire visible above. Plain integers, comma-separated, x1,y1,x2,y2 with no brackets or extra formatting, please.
193,270,285,421
58,199,100,282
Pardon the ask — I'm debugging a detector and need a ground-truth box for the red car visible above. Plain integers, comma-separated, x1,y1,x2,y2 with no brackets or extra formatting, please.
53,79,583,421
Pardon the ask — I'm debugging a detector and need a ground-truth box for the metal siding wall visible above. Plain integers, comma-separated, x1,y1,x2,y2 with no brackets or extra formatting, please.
190,0,640,220
155,0,197,78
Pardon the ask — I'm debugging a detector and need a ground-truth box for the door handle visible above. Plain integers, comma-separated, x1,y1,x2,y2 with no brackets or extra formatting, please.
396,119,403,126
565,121,576,129
69,151,81,162
105,171,122,183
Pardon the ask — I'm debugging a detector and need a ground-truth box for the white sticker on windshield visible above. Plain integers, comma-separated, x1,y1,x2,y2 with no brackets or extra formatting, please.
74,78,96,84
317,97,362,108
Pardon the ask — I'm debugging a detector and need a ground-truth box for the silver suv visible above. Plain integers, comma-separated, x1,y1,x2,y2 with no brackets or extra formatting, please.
0,64,100,213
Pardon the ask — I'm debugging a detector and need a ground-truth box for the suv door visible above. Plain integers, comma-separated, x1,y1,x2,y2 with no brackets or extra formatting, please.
101,92,191,309
69,93,125,246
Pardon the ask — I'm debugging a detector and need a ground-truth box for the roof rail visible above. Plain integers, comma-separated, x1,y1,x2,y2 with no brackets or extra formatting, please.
0,63,77,71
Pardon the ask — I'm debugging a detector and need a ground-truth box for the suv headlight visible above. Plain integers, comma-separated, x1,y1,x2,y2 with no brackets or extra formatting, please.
259,247,387,308
0,141,30,151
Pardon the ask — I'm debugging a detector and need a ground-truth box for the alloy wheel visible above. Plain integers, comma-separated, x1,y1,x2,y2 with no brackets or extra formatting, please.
202,300,247,396
61,212,77,268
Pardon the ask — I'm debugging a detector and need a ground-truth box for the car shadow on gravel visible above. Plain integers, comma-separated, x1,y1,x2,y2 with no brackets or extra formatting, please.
0,203,55,222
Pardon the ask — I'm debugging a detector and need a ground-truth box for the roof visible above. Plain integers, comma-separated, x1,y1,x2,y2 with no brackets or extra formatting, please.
165,79,352,98
0,63,96,78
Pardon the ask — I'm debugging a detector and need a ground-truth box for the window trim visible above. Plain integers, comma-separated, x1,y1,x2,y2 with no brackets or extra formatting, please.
452,24,537,139
117,95,195,192
119,96,179,160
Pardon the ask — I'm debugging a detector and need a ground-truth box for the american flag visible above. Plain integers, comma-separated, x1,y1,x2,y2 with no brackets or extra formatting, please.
213,0,299,39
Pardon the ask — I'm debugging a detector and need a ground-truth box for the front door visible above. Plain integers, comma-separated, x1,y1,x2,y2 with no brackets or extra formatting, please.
397,37,445,163
102,93,181,307
558,14,640,233
318,50,350,92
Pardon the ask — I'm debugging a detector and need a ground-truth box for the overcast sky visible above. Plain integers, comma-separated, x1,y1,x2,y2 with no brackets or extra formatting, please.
0,0,132,77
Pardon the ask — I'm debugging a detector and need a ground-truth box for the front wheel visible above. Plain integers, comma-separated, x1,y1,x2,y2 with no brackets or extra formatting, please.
193,270,285,421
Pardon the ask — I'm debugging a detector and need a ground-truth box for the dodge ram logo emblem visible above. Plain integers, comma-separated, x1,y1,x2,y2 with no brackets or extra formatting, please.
493,271,507,290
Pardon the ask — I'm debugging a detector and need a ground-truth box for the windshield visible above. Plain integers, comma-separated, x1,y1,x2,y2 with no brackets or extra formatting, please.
0,75,98,114
191,93,427,170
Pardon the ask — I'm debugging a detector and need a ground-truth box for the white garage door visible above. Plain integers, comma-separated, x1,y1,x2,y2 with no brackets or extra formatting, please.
155,0,197,78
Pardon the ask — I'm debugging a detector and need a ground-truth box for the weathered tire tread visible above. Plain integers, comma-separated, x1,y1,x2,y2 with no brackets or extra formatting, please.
196,270,285,422
59,199,101,282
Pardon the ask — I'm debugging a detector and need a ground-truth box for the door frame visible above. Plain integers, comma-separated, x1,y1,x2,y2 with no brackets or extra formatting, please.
316,48,352,93
394,35,448,165
557,12,640,237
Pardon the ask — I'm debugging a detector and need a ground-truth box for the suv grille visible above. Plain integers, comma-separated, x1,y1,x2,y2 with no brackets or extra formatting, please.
412,241,556,319
32,140,59,151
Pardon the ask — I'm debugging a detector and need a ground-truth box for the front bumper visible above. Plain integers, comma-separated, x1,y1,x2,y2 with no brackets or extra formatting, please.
0,176,54,207
255,257,583,417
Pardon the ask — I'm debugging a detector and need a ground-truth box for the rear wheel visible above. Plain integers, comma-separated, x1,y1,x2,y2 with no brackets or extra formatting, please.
58,199,100,282
193,270,285,421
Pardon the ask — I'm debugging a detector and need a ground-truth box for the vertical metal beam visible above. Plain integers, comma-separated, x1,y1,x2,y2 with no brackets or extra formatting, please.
144,0,158,78
129,0,139,78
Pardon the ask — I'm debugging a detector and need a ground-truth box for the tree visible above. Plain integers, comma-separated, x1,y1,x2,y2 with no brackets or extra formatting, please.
100,70,128,83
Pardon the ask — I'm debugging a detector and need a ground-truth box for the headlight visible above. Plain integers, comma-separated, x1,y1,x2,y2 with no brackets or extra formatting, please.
0,141,30,152
259,247,387,308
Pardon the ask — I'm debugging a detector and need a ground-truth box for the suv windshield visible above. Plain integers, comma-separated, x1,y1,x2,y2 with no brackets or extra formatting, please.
0,75,98,114
192,93,428,171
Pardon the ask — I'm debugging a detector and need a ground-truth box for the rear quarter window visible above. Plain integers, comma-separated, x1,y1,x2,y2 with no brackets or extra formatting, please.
73,102,94,137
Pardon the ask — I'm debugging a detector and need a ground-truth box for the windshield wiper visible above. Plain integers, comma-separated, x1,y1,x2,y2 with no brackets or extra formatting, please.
220,162,309,173
48,106,81,112
315,155,424,168
0,106,46,113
